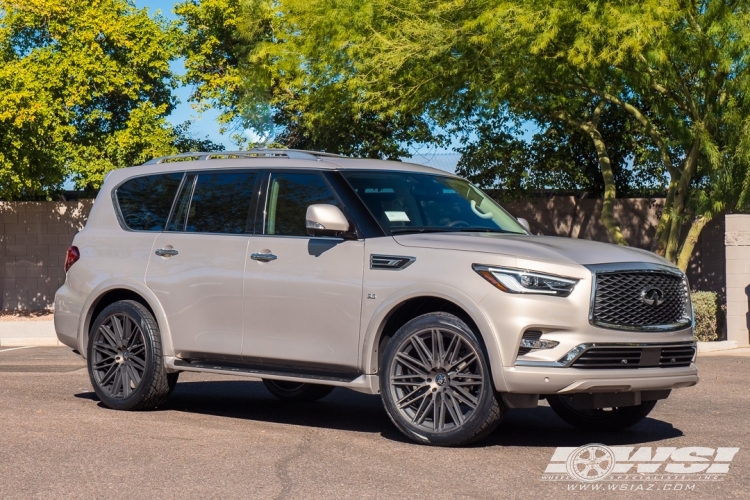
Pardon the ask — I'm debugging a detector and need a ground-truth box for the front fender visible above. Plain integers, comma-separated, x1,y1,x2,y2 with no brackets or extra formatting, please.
359,283,509,392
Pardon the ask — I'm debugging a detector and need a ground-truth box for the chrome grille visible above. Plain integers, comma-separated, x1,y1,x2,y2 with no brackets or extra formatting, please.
571,345,696,369
591,270,690,331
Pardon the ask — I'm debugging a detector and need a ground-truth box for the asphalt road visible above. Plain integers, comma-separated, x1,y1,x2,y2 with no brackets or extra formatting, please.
0,346,748,499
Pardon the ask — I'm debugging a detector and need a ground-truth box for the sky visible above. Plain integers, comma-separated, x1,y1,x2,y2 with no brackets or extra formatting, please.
135,1,239,149
136,1,460,172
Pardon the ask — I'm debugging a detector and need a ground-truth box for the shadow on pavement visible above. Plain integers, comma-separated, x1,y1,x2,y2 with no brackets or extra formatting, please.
75,380,683,447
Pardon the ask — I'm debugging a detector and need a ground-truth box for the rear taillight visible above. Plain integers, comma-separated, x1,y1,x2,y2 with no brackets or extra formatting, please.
64,246,80,273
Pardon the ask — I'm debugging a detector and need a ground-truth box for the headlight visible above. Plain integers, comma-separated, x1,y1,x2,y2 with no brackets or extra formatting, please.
473,265,579,297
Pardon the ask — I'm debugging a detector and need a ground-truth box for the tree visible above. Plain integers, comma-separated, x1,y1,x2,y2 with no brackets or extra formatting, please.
456,107,665,201
175,0,439,157
258,0,750,270
0,0,184,199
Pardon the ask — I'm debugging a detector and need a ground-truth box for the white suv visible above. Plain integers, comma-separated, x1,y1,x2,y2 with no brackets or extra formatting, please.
54,149,698,446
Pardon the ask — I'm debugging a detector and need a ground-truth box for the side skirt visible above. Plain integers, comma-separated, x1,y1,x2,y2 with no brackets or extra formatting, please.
165,356,380,394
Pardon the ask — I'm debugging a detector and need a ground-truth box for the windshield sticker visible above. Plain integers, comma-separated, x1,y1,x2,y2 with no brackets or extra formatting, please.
385,211,410,222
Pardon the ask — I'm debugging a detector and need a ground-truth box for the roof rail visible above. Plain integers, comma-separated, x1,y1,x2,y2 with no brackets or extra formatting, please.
142,148,345,165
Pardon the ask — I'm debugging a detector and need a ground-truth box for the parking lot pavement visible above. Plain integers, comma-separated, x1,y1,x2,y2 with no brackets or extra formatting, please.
1,348,748,500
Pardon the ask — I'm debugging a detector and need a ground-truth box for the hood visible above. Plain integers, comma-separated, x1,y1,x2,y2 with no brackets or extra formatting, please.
393,232,673,267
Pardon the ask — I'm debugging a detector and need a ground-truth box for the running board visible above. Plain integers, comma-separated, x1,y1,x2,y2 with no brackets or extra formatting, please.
166,357,380,394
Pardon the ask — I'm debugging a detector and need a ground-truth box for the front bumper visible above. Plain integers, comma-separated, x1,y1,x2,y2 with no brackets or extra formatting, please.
502,363,698,394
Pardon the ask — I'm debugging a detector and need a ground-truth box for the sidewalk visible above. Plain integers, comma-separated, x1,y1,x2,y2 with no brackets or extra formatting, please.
698,347,750,357
0,321,62,347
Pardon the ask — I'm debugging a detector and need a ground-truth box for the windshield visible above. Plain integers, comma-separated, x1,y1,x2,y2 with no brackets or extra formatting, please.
342,171,527,235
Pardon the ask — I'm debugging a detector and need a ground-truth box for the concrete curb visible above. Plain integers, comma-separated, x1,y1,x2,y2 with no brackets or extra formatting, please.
697,340,739,353
0,321,62,347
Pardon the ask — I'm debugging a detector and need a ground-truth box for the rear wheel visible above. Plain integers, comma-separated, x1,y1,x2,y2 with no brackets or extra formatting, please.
547,395,657,431
380,312,506,446
262,379,335,402
87,300,171,411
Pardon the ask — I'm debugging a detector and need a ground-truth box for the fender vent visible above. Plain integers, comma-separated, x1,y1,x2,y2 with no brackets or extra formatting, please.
370,255,416,270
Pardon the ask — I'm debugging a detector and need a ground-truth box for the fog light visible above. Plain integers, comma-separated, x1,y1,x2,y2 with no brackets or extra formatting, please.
519,339,559,350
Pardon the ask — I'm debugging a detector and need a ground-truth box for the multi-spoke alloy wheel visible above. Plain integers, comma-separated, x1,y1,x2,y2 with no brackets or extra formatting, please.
381,312,506,446
87,300,172,411
91,313,147,399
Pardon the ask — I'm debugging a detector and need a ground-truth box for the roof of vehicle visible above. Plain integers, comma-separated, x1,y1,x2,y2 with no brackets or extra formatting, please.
122,149,458,178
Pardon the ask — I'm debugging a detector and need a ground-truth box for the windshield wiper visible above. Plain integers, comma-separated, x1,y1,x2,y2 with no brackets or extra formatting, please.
389,227,456,234
455,228,514,234
390,227,517,235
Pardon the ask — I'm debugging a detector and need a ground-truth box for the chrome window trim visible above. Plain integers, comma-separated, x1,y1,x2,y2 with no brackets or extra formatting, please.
515,341,697,368
585,262,691,332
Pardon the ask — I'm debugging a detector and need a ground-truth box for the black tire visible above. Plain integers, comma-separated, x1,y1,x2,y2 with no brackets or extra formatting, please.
167,372,180,396
262,379,335,402
380,312,506,446
547,395,657,431
86,300,171,411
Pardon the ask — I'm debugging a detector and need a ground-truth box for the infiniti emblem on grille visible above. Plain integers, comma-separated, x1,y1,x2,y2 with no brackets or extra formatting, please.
641,287,665,306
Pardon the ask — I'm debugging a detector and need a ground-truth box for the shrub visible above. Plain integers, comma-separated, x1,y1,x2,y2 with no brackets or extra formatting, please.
692,291,719,342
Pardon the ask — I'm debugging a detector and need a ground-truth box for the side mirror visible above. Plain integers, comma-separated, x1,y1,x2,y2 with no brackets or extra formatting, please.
306,204,350,237
516,217,531,233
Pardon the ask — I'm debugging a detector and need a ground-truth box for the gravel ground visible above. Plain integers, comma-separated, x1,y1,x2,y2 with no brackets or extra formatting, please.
0,347,748,499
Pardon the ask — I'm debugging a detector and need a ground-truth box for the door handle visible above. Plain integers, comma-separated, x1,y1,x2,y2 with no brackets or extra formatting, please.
250,252,277,262
155,248,179,257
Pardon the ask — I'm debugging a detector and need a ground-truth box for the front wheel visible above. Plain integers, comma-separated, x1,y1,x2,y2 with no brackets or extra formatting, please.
87,300,172,411
547,395,657,431
380,312,506,446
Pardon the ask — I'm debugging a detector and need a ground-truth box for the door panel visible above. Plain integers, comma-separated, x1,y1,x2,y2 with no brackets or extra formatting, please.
146,233,249,359
144,169,259,360
242,170,364,371
242,236,364,370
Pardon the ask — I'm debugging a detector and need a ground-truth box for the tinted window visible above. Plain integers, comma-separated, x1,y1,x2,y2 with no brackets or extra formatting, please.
167,174,196,232
116,173,183,231
265,172,339,236
180,172,257,234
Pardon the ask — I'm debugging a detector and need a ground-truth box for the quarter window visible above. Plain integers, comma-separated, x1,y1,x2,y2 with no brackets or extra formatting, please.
265,172,339,236
116,173,183,231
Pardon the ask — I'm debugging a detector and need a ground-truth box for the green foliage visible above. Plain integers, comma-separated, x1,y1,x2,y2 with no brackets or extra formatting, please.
692,291,719,342
0,0,182,199
175,0,440,157
456,108,667,200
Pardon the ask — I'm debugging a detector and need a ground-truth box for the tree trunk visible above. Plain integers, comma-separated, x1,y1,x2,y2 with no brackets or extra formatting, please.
676,215,710,272
580,124,628,246
665,137,701,262
652,177,677,256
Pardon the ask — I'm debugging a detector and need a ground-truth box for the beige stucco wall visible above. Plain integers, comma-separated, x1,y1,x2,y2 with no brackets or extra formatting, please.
0,196,730,312
0,201,92,311
725,214,750,347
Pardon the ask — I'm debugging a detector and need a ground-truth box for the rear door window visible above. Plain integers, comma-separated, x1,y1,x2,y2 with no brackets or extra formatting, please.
169,171,258,234
116,173,184,231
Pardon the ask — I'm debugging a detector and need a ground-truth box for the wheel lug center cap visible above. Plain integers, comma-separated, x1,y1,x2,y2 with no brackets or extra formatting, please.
435,373,447,387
